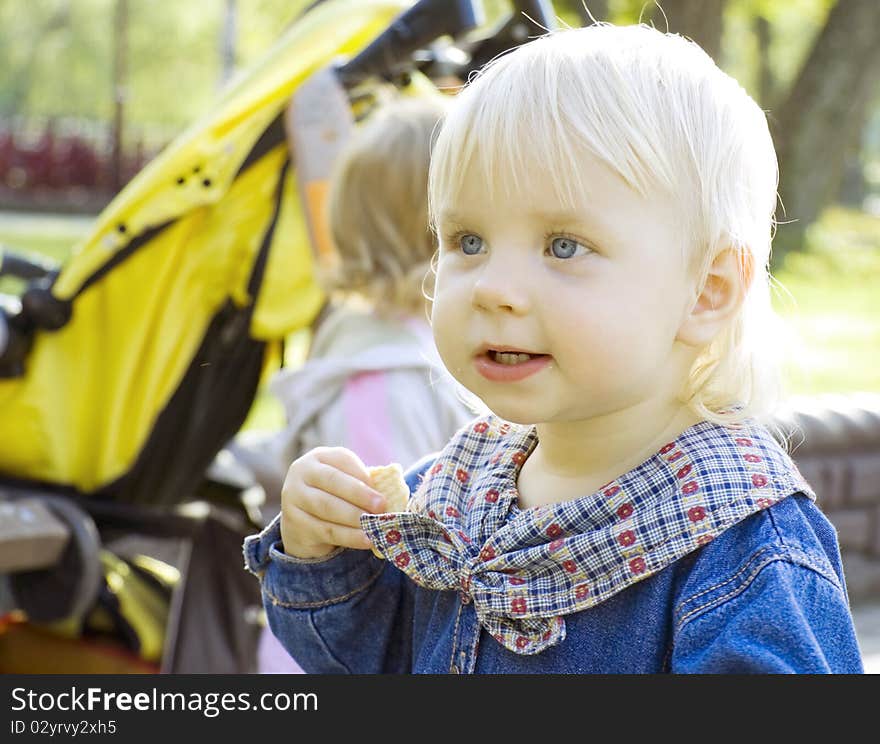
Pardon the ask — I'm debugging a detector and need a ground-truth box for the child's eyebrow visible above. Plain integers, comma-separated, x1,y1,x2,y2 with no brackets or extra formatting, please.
527,209,595,224
437,211,468,225
438,210,591,225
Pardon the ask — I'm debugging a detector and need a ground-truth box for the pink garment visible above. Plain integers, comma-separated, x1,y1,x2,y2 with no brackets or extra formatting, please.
259,369,395,674
258,621,305,674
343,371,396,466
250,308,474,674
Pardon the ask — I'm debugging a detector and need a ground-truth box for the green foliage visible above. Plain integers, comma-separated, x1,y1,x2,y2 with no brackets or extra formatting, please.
0,0,597,139
773,206,880,395
0,0,314,141
722,0,834,103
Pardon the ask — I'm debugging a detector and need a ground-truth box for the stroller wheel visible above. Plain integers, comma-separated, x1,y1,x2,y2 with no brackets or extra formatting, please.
10,496,103,624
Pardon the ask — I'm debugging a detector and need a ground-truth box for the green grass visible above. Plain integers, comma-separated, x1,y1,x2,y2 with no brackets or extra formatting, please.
0,212,90,295
1,205,878,434
773,206,880,395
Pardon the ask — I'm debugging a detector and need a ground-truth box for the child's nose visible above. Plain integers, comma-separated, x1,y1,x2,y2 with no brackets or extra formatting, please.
471,261,531,315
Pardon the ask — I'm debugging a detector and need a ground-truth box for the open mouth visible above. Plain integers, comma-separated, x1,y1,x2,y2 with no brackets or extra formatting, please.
474,348,552,382
487,350,548,365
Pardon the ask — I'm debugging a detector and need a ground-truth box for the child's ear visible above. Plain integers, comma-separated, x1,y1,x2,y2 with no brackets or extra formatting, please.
676,247,753,348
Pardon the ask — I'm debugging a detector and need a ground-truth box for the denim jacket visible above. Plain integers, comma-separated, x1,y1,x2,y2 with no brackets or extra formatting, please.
243,416,864,674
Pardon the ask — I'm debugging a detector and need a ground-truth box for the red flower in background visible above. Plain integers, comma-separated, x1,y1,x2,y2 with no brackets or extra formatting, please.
509,576,526,586
752,474,768,487
430,462,443,475
456,469,469,483
549,538,565,552
473,421,489,433
512,451,527,465
485,489,500,503
667,451,683,462
385,530,401,545
562,560,577,573
480,545,496,562
604,485,621,498
629,557,646,574
516,637,529,650
511,598,527,614
696,534,714,546
744,454,762,463
682,481,699,495
677,464,692,479
546,523,563,538
575,584,590,599
659,443,676,454
394,553,410,568
735,437,753,447
445,505,460,517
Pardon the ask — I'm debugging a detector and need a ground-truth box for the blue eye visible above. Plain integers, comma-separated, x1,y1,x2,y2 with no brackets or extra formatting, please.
459,233,485,255
548,236,585,259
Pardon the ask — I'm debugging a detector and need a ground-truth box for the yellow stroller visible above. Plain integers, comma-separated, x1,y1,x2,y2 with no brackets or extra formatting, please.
0,0,556,672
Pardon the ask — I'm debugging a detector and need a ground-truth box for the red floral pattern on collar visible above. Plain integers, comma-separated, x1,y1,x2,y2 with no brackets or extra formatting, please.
361,416,814,655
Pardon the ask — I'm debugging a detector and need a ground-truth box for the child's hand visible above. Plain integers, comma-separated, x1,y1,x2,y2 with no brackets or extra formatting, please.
279,447,387,559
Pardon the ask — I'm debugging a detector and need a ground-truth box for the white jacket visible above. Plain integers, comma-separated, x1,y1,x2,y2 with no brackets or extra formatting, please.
230,304,475,508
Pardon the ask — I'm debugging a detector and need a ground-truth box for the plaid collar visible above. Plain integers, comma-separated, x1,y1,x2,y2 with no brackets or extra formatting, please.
361,415,813,655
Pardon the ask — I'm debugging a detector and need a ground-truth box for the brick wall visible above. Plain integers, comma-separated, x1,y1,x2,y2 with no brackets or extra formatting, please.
775,394,880,604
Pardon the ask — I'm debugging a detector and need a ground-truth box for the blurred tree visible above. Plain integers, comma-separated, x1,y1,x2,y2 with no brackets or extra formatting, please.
754,11,773,107
0,0,72,116
771,0,880,269
649,0,727,60
556,0,608,24
111,0,128,192
220,0,238,87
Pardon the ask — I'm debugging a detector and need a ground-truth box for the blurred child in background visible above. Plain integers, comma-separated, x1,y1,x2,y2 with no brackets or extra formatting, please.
233,96,474,673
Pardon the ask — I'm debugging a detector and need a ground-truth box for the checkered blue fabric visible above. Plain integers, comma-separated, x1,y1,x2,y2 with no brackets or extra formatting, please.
361,415,814,655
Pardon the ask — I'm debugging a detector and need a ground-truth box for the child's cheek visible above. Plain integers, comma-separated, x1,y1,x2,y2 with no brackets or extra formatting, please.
430,296,462,368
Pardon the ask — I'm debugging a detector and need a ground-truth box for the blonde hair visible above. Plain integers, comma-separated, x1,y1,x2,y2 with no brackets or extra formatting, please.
428,23,786,427
326,95,448,316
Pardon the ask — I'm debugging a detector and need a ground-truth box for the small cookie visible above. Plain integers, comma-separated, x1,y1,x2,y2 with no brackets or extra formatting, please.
367,463,409,558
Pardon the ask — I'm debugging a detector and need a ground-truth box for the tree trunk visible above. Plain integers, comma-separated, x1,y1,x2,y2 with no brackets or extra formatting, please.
648,0,726,61
220,0,237,87
755,13,773,109
771,0,880,270
111,0,129,194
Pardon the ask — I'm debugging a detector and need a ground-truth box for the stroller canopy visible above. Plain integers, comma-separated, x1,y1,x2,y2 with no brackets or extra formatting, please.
0,0,413,496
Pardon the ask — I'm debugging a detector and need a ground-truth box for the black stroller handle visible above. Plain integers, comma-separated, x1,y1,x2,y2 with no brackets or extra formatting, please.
0,247,71,377
462,0,557,76
336,0,484,86
0,246,59,281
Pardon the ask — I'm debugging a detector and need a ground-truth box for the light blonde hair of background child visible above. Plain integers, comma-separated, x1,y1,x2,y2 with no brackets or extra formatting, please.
326,95,448,317
428,23,789,428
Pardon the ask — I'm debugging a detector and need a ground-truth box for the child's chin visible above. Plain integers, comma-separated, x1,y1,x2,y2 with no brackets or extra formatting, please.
483,403,541,427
